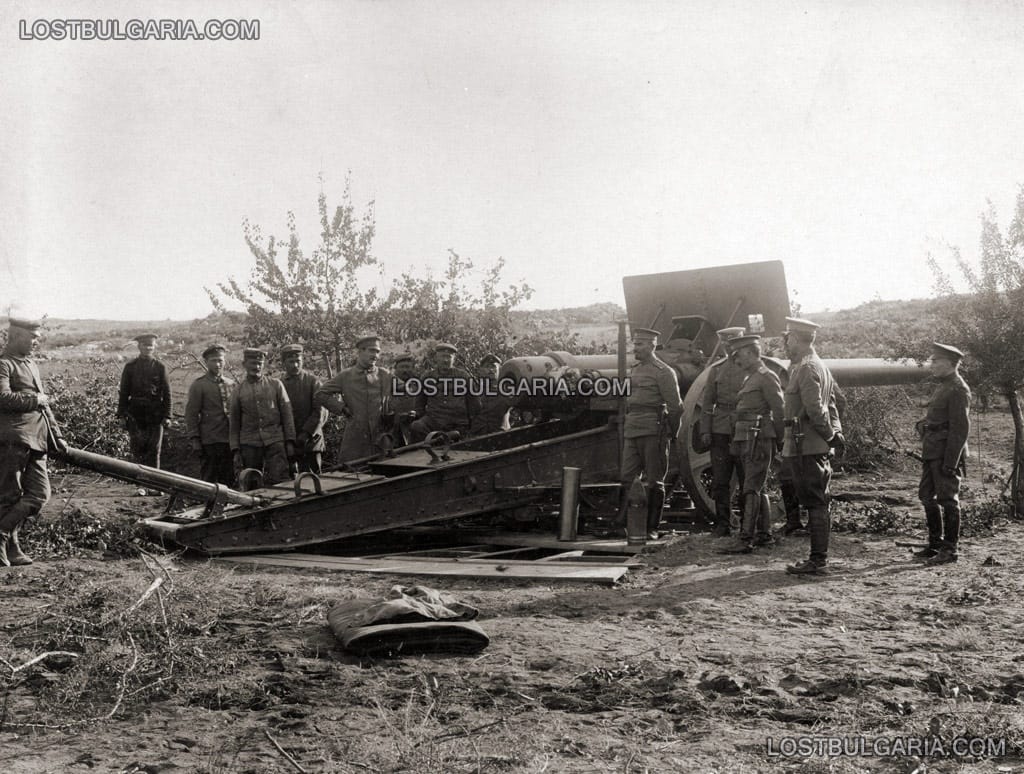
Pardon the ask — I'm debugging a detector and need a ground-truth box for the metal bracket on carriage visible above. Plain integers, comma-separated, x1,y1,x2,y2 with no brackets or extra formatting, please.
237,468,264,492
293,471,324,498
423,431,460,463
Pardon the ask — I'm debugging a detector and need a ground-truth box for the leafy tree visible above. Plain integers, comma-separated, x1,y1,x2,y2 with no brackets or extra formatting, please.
208,175,540,373
208,174,383,370
891,187,1024,514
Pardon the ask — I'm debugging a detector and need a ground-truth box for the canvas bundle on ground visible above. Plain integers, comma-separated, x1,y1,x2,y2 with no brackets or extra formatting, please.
327,585,490,656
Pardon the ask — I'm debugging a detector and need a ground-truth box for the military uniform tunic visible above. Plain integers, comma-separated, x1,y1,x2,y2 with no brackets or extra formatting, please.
184,372,235,485
0,350,65,533
620,357,683,488
316,365,393,462
117,356,171,468
470,378,512,436
390,375,418,447
411,367,480,438
283,370,329,474
781,350,841,508
918,372,971,507
730,364,784,496
229,376,296,485
699,355,748,526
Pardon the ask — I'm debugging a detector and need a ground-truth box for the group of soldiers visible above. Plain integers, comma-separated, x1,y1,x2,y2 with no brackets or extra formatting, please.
618,318,971,573
0,312,972,570
116,333,514,489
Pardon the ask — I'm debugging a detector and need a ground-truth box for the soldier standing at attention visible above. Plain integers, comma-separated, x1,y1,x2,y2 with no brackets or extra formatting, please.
184,344,235,485
699,327,747,536
390,354,418,447
315,335,393,464
719,335,785,553
782,318,844,575
470,353,512,436
0,316,69,567
117,333,171,468
617,328,683,540
410,343,480,441
280,344,328,475
914,343,971,566
229,348,295,486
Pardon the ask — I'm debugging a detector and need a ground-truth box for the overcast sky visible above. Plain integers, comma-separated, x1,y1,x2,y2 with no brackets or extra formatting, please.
3,0,1024,321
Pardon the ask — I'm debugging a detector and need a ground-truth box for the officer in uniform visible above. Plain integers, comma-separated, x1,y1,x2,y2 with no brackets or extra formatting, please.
782,318,844,575
117,333,171,468
184,344,235,485
618,327,683,540
719,335,785,553
410,343,481,441
229,348,295,485
0,316,69,566
915,343,971,565
280,344,329,475
699,327,747,536
315,335,394,463
470,353,512,436
390,354,418,447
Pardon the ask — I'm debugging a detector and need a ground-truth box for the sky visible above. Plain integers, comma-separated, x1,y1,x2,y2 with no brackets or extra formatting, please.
3,0,1024,321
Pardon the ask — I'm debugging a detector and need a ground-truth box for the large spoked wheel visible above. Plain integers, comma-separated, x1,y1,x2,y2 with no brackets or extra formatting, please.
677,368,716,522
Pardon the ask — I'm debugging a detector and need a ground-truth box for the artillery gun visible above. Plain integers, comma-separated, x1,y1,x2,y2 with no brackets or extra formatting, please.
52,261,924,554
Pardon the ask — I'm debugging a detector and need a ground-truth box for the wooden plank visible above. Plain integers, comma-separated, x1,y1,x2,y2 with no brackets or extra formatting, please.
215,553,629,584
537,550,585,562
402,527,663,554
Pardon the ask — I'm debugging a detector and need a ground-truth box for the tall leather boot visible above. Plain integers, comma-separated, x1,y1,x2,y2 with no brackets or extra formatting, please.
787,506,830,574
0,532,11,568
914,505,943,559
720,493,757,553
780,480,803,534
646,487,665,540
754,493,775,546
7,527,32,566
807,506,830,565
929,503,961,565
712,500,732,537
614,483,630,529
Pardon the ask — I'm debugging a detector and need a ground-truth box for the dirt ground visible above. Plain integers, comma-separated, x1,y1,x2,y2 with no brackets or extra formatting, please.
3,462,1023,773
3,355,1024,772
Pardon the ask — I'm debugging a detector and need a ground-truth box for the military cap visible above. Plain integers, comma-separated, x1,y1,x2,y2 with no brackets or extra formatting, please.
931,343,964,362
8,317,42,331
394,353,415,365
202,344,227,359
784,317,820,334
716,326,745,341
355,334,382,349
631,327,660,341
479,353,501,366
727,334,761,351
435,342,458,354
280,343,304,357
133,333,159,343
242,347,267,360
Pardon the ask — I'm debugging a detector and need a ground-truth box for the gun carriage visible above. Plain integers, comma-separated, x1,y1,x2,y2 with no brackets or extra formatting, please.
54,261,924,554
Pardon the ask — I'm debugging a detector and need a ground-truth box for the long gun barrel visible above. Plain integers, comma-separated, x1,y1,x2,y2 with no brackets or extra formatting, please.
57,446,263,508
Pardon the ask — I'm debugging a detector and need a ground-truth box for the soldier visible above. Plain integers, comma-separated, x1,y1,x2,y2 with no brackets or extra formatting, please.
117,333,171,468
229,348,295,486
781,318,844,575
914,343,970,565
315,335,393,464
410,343,481,441
470,353,512,436
390,354,419,447
719,335,785,553
699,326,747,536
617,328,683,540
0,316,69,567
280,344,329,475
184,344,235,485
